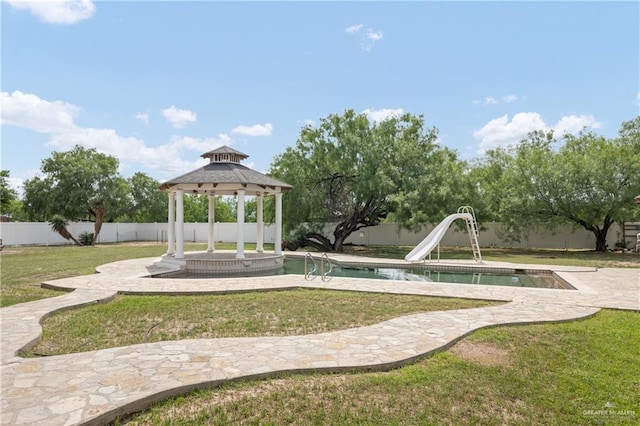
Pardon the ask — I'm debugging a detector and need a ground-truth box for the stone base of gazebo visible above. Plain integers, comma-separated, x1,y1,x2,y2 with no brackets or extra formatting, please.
153,252,285,278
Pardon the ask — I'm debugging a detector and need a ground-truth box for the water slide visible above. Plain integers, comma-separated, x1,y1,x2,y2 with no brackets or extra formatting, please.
404,213,474,262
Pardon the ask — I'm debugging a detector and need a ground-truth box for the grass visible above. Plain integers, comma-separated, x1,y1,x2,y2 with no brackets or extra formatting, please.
343,245,640,268
25,291,496,356
2,242,638,424
0,242,242,307
121,309,639,425
2,243,637,307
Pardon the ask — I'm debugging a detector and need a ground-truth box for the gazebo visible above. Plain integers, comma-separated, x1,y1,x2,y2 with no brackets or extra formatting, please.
157,146,293,276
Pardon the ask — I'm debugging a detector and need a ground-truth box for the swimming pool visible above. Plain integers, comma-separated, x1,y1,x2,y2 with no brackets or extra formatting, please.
282,258,572,289
156,258,572,289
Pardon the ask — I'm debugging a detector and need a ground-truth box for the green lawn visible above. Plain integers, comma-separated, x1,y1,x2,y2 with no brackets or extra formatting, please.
25,291,496,357
122,310,639,425
1,243,638,424
1,242,236,306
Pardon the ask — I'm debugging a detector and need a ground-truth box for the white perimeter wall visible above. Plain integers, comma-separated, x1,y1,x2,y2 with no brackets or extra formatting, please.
0,221,624,250
342,222,623,250
0,222,278,247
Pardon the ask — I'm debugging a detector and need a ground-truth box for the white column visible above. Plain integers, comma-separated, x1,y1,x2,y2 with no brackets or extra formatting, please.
236,189,245,259
207,194,215,253
175,189,184,259
167,191,175,256
256,192,264,253
275,192,283,255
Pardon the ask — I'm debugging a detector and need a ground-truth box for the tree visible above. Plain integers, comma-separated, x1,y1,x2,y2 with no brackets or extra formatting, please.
226,196,257,222
474,117,640,251
182,195,209,222
269,109,466,252
23,146,129,243
125,172,167,222
91,200,105,246
4,199,28,221
182,194,236,223
0,170,18,215
49,215,82,246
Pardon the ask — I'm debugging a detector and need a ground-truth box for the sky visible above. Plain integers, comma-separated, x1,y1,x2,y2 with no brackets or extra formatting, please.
1,0,639,195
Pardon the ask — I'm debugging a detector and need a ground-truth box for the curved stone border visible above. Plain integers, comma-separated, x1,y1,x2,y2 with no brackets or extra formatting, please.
1,253,637,426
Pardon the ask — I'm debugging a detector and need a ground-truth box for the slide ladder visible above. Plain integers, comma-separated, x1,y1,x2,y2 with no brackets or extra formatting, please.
404,206,483,263
459,206,482,262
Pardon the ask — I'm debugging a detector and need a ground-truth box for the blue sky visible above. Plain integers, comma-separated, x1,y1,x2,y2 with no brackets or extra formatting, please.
2,1,639,194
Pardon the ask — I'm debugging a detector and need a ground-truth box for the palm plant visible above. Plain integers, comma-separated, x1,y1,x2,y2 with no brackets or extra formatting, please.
49,215,82,246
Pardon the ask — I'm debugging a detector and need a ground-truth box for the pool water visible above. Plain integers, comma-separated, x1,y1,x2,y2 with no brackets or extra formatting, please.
282,259,571,289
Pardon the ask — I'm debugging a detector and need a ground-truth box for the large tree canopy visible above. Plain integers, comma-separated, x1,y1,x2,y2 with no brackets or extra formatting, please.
124,172,168,223
474,116,640,251
269,109,467,252
23,146,129,228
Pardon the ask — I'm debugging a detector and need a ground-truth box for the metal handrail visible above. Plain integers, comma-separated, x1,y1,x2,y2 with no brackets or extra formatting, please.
321,253,333,281
304,253,318,281
304,252,333,281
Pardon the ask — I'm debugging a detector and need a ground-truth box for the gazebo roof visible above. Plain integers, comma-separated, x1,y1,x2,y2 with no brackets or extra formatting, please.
159,146,293,195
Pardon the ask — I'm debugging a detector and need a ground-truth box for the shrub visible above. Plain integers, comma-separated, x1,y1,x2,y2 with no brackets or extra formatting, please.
79,231,94,246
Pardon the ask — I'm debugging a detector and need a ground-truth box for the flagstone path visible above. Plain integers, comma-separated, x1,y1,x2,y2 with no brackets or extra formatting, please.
1,253,638,425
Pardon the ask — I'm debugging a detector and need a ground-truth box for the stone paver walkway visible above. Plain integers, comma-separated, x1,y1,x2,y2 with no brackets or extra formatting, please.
1,252,638,425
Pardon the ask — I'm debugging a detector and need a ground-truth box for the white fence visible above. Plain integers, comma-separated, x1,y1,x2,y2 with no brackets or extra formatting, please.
0,221,625,250
343,222,624,250
0,222,277,247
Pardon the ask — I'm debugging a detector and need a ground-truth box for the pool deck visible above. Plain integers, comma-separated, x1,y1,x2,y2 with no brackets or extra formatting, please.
1,251,638,425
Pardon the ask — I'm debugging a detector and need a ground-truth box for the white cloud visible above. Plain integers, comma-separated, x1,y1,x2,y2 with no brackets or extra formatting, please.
1,90,80,133
479,97,499,105
366,30,384,41
362,108,404,123
168,134,232,152
473,112,603,153
1,91,233,178
9,168,41,198
554,114,602,136
135,113,149,124
474,113,546,151
636,91,640,106
345,23,384,52
7,177,24,197
231,123,273,137
47,128,229,175
4,0,95,25
473,95,518,106
345,24,364,34
162,106,197,128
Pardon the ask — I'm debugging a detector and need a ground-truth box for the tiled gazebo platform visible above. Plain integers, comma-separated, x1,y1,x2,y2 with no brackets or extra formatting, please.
155,251,285,277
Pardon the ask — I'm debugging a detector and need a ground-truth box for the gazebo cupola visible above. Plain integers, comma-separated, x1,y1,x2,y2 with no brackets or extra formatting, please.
201,146,248,164
158,146,293,275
